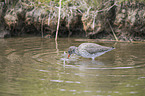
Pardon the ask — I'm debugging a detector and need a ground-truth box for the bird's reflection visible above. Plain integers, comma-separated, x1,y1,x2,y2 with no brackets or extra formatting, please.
61,52,104,70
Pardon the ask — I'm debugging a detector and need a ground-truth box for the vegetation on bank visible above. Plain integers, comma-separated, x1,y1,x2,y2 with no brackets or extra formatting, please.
0,0,145,41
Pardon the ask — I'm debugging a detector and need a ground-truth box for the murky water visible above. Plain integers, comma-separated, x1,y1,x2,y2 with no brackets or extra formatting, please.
0,37,145,96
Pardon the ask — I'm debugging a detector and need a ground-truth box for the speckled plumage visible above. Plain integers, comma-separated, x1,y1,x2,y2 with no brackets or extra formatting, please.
68,43,115,60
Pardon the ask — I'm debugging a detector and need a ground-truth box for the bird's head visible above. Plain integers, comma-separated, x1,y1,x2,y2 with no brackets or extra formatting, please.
68,46,76,58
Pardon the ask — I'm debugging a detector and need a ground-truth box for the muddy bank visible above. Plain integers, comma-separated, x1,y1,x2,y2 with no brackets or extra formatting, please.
0,0,145,41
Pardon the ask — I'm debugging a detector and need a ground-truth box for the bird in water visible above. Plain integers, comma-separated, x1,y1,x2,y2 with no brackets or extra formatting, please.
68,43,115,60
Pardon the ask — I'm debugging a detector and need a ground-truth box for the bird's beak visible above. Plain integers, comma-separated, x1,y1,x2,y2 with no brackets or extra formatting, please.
68,54,70,58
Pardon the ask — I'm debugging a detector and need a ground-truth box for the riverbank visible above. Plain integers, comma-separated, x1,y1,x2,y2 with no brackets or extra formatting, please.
0,0,145,41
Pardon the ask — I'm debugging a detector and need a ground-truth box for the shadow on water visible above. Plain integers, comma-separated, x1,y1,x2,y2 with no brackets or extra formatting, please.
0,37,145,96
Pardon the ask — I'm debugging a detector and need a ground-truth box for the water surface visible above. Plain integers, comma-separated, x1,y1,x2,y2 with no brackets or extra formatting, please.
0,37,145,96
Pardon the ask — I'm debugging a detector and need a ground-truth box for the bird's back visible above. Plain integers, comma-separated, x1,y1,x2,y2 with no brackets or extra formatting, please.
78,43,114,59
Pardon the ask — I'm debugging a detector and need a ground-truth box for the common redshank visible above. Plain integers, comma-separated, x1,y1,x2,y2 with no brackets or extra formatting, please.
68,43,115,60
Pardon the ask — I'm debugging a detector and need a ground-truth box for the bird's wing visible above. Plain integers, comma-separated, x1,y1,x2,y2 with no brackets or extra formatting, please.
85,47,109,54
78,43,113,54
84,44,111,54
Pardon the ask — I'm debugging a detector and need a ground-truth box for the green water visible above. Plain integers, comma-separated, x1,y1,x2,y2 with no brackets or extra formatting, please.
0,37,145,96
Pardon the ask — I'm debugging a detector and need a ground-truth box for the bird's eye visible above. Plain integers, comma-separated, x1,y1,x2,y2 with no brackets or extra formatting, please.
68,50,71,54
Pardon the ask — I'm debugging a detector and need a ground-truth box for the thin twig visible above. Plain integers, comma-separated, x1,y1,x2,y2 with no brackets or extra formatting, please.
107,19,118,41
95,2,118,13
55,0,62,41
41,18,44,38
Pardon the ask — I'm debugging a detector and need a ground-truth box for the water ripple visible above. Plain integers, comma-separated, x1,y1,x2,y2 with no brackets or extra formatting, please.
50,80,81,84
85,66,134,70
